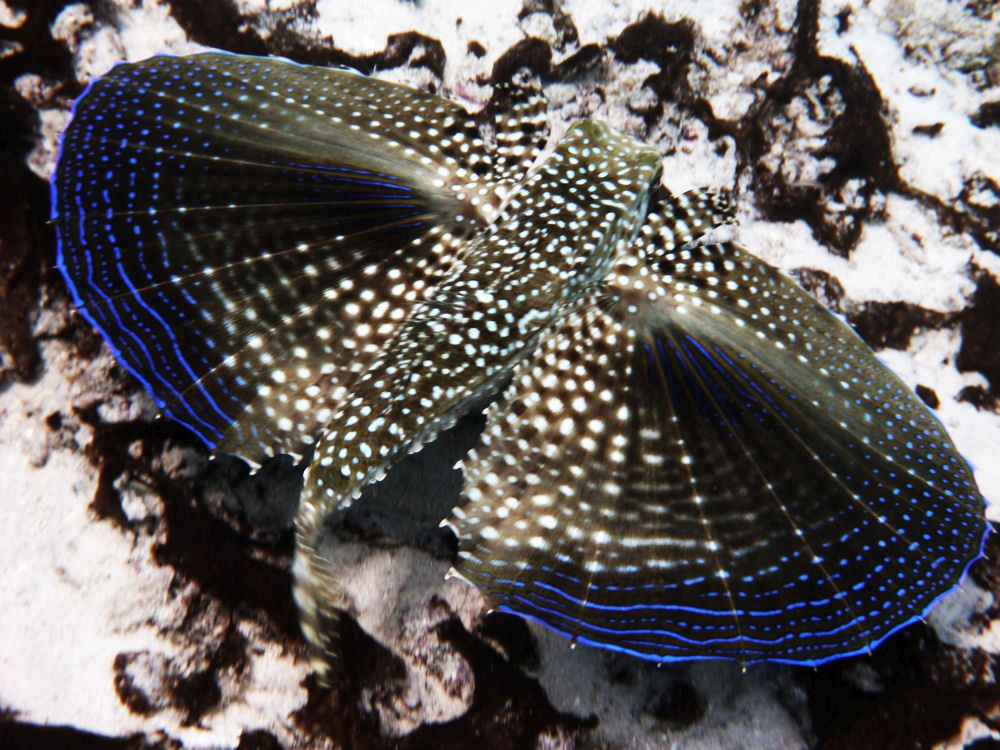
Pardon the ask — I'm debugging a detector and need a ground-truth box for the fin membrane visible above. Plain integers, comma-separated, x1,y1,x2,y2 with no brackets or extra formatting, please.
451,228,987,665
54,52,506,461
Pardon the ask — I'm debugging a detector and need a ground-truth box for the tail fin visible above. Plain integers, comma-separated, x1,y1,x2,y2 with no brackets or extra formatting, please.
292,507,346,684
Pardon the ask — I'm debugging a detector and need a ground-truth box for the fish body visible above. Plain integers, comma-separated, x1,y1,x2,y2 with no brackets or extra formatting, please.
53,52,988,672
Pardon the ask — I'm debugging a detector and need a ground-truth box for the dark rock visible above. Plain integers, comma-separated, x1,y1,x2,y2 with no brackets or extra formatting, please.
0,719,160,749
966,738,1000,750
236,730,284,750
115,617,252,726
0,0,86,387
958,174,1000,255
912,122,944,136
965,0,998,20
957,269,1000,397
491,37,553,82
518,0,579,50
75,403,199,532
743,0,899,256
74,398,300,638
198,454,305,542
792,268,847,313
114,652,171,716
170,668,222,727
610,13,739,138
165,0,268,54
739,0,765,22
396,618,596,750
152,483,300,641
168,2,450,81
0,149,49,386
835,7,852,33
291,618,408,748
915,384,940,409
969,524,1000,626
611,14,696,127
611,13,695,79
958,385,999,411
846,300,957,350
552,44,603,80
971,100,1000,128
903,172,1000,259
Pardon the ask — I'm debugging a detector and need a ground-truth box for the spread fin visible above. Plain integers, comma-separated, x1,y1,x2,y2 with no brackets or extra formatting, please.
450,214,987,665
53,52,506,461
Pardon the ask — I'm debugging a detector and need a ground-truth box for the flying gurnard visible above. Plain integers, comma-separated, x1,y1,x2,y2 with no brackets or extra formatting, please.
52,52,988,675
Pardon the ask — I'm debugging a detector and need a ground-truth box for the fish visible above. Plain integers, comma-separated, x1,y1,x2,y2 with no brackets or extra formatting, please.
52,51,988,676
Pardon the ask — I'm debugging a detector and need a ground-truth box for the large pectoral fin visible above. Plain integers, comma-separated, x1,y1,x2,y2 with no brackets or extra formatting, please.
450,239,986,665
54,52,503,461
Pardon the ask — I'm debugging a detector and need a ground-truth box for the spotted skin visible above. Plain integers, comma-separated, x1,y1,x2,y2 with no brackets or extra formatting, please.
53,53,987,675
295,119,662,674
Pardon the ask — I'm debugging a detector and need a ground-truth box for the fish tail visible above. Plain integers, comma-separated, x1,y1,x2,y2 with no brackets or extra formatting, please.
292,525,346,685
292,491,349,684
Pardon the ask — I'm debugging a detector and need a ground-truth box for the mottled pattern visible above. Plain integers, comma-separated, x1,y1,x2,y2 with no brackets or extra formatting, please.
53,52,987,674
